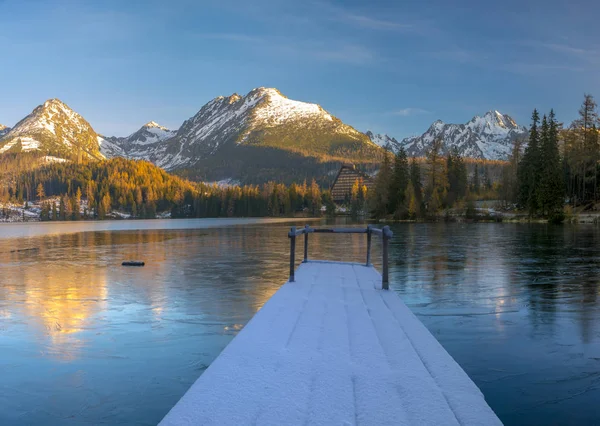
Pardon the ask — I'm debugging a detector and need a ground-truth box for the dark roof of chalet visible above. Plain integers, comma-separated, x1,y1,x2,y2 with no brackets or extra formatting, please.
331,164,374,190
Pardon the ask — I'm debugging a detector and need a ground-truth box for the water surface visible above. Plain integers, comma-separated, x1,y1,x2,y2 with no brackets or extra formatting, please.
1,220,599,425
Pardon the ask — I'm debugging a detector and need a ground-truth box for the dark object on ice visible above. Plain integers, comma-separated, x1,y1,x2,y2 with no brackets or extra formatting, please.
122,261,145,267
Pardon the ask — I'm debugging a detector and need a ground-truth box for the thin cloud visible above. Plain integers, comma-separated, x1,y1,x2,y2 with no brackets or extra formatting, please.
502,62,585,75
539,43,588,55
391,108,429,117
196,32,375,65
522,41,589,56
198,33,264,43
339,13,413,31
312,1,419,33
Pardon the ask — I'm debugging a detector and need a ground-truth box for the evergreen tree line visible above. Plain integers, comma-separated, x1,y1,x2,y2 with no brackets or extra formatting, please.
504,94,599,219
371,143,470,219
515,109,564,219
371,94,599,221
2,157,325,220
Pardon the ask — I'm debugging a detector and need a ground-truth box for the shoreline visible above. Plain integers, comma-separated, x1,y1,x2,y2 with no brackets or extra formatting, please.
0,217,323,240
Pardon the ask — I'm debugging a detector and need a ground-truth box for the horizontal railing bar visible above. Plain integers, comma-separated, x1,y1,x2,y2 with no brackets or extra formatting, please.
288,225,393,289
311,228,367,234
289,226,392,237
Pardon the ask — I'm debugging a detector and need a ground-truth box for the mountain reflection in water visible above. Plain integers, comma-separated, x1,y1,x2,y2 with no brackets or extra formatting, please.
0,221,599,425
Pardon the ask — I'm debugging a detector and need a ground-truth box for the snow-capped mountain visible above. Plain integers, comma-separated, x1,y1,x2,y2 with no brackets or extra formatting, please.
149,87,381,175
0,124,10,137
0,99,104,159
365,131,403,153
399,111,527,160
99,121,176,159
0,89,383,183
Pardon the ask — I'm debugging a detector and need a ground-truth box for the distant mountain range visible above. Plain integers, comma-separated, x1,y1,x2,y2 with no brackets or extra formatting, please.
0,89,528,184
367,111,528,160
99,121,176,159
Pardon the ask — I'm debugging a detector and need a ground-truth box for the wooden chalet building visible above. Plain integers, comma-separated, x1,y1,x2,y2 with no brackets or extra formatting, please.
330,164,375,204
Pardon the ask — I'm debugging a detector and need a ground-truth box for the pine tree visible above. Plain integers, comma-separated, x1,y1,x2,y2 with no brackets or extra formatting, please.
473,164,480,194
538,110,564,219
425,139,447,214
406,182,418,219
566,94,599,205
322,190,336,216
446,147,468,207
501,138,523,205
36,183,45,200
40,203,50,221
483,164,492,190
409,158,423,217
373,152,392,216
309,179,322,216
59,197,66,220
389,148,409,217
518,109,541,215
73,187,82,220
350,179,361,217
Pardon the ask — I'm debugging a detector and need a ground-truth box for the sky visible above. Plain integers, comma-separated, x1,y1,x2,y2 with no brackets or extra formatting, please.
1,0,599,138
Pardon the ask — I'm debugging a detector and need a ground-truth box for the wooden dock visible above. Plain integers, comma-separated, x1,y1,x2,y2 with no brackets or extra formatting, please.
160,226,502,426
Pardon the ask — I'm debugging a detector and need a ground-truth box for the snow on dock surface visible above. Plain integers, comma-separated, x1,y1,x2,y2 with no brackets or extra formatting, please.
160,261,502,426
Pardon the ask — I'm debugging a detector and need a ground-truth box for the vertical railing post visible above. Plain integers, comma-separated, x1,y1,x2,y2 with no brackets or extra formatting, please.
303,224,309,263
382,225,390,290
366,225,372,266
289,226,296,282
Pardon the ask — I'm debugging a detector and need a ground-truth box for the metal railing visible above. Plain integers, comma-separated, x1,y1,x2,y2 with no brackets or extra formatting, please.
287,225,393,289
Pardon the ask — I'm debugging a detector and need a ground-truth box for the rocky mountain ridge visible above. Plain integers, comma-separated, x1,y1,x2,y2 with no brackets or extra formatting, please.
0,99,103,160
1,91,527,185
367,110,527,160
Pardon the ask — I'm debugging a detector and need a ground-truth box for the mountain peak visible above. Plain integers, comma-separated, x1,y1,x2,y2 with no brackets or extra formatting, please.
148,87,378,174
252,87,283,97
471,110,520,131
366,131,402,152
400,111,527,160
143,121,170,131
0,98,103,159
43,98,66,107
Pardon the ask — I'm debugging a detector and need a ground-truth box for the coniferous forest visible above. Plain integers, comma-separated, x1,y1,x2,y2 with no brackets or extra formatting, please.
1,95,598,223
0,156,325,221
369,94,599,222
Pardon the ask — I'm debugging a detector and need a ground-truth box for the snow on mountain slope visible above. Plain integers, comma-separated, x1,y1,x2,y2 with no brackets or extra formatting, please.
400,111,527,160
245,88,333,128
0,99,104,160
0,124,10,137
100,121,176,160
365,131,403,153
155,87,379,171
124,121,176,146
98,135,125,158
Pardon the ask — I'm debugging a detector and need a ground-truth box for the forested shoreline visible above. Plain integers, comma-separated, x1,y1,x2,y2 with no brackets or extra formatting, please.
0,156,329,221
1,95,598,223
367,94,599,223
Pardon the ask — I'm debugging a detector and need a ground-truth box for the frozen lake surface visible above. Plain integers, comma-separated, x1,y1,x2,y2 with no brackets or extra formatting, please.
1,220,599,425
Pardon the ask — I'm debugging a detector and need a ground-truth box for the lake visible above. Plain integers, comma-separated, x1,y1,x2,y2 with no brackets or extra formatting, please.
1,220,599,425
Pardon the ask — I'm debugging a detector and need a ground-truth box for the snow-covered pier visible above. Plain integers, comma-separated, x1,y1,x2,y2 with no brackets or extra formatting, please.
160,226,502,426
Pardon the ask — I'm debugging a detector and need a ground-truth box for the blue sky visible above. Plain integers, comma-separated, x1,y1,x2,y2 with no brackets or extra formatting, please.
1,0,599,138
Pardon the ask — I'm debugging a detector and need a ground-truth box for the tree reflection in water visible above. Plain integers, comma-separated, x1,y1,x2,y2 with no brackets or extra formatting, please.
1,222,599,425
